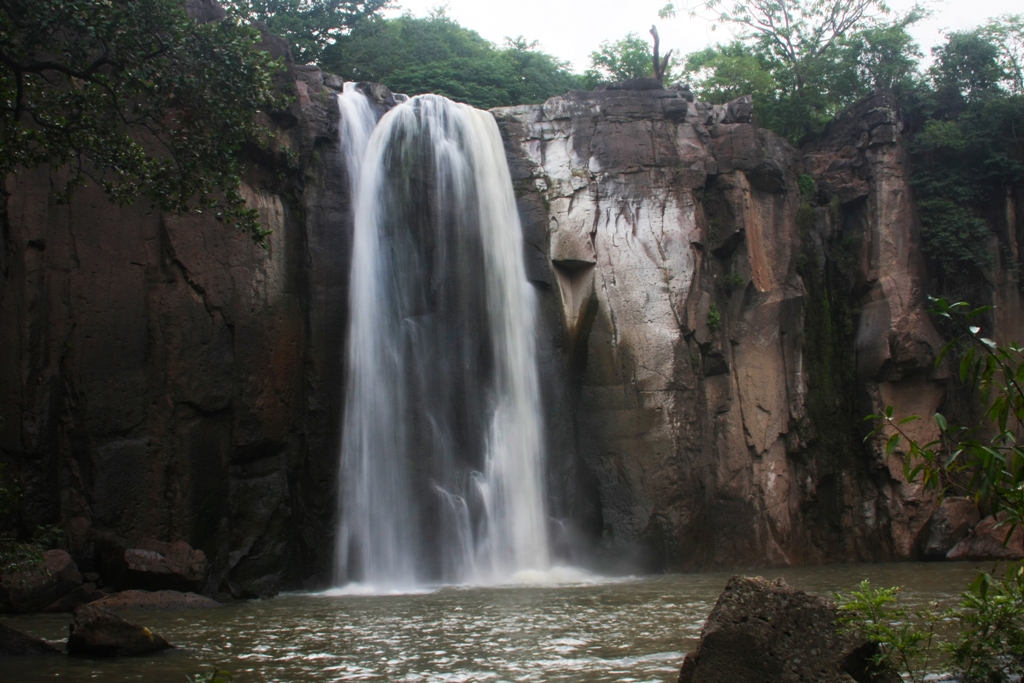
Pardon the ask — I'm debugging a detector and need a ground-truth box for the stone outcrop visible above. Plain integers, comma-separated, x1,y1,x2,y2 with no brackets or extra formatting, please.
95,536,208,592
946,514,1024,561
917,497,981,560
678,576,892,683
0,550,83,613
42,583,105,613
494,88,947,569
66,604,171,657
0,622,62,655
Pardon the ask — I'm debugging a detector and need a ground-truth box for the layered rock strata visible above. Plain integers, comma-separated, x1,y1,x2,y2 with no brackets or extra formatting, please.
495,88,950,570
0,54,372,595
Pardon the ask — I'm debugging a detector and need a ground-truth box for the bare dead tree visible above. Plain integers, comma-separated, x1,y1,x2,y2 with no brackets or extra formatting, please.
650,25,673,82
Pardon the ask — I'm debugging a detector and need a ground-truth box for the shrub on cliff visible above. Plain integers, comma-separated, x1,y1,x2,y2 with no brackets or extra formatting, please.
320,11,581,109
222,0,388,65
666,0,921,141
0,0,286,241
903,21,1024,294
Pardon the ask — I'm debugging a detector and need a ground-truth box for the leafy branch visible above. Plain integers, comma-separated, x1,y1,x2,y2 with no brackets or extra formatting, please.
866,298,1024,533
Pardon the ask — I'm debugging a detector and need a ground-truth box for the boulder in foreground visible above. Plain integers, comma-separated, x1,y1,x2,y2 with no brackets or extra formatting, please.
66,604,171,657
679,576,894,683
0,622,62,655
0,550,83,613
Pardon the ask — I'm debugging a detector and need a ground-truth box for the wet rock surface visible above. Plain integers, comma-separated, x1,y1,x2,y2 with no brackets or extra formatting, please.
0,621,62,655
918,497,981,560
66,604,172,657
495,87,945,570
1,550,83,614
0,57,371,595
2,64,1014,584
118,539,207,592
946,514,1024,561
678,576,892,683
91,589,221,611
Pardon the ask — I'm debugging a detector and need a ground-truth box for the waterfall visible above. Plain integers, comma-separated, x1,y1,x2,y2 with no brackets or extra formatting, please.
334,89,549,589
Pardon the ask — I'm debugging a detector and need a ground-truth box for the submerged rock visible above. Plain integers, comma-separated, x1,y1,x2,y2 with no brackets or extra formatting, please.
0,622,62,655
66,604,172,657
678,576,892,683
91,589,221,611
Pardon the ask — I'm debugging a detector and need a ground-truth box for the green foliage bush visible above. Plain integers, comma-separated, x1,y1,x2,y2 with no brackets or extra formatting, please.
583,32,679,86
0,0,287,241
838,573,1024,682
189,668,233,683
0,462,64,575
224,0,387,65
856,298,1024,681
706,303,722,331
321,13,581,109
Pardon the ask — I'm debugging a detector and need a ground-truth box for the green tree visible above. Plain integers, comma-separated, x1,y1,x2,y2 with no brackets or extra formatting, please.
320,12,580,109
978,14,1024,95
584,32,678,86
671,0,922,139
682,41,777,103
223,0,389,64
0,0,284,241
931,29,1005,108
902,22,1024,292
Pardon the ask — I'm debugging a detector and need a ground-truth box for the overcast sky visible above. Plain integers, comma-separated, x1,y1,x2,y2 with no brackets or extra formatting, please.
390,0,1022,73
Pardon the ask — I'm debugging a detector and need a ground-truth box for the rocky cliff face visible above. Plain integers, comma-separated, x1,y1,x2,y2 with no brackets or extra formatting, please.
496,89,951,570
0,55,366,595
1,67,998,590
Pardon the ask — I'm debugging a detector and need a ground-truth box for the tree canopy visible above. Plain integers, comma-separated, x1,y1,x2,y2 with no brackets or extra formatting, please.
584,32,674,85
223,0,389,65
320,12,581,109
672,0,919,139
0,0,284,240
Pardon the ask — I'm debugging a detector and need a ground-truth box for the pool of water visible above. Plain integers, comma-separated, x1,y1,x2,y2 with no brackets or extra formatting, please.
2,562,988,683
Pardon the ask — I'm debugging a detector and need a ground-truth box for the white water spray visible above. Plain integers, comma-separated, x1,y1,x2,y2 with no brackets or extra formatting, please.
334,89,549,589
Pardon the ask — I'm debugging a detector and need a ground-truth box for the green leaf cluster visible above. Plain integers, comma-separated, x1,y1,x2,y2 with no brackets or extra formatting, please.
319,13,581,110
583,32,680,86
678,0,922,140
188,668,233,683
868,299,1024,530
837,572,1024,682
0,0,287,242
902,20,1024,288
859,299,1024,680
223,0,388,65
836,581,941,682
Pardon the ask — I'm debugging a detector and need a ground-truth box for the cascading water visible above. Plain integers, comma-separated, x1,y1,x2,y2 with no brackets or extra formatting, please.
334,87,549,589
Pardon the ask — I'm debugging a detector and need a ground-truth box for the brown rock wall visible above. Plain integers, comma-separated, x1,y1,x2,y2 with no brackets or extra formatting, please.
496,88,949,570
0,64,352,595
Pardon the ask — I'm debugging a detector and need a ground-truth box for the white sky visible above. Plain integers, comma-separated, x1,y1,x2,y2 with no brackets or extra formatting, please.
389,0,1022,73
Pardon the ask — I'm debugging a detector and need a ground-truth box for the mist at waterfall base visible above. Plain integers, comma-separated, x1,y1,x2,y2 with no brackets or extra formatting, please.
332,85,563,591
